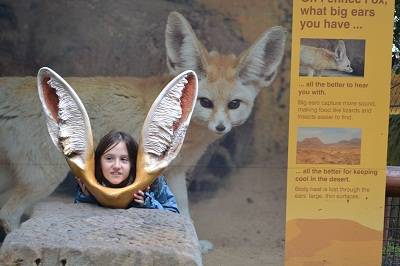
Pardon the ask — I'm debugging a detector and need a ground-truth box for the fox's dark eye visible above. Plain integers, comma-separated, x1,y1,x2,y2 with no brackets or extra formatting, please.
199,97,213,108
228,99,241,109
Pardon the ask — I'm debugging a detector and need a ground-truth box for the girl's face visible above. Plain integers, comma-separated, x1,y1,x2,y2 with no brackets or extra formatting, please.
100,141,131,185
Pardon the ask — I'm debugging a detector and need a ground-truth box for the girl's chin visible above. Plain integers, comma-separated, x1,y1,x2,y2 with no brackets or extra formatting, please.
110,180,124,185
107,176,127,185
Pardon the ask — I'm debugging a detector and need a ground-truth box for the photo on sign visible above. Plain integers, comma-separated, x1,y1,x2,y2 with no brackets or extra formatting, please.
299,38,365,77
296,127,361,165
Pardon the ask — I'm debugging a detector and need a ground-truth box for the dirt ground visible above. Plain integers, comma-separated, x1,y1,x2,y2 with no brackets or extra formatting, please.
296,147,361,165
190,153,287,266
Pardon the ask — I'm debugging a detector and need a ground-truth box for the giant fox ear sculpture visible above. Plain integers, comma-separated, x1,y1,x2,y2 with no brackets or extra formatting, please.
37,67,198,208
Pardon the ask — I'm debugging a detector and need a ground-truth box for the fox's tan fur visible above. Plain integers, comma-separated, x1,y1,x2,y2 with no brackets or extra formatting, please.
300,40,353,76
0,12,286,232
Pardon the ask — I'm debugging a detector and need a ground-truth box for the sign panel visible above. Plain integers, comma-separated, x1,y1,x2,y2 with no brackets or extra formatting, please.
286,0,394,265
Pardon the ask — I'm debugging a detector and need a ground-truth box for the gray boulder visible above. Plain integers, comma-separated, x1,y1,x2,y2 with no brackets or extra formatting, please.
0,201,201,266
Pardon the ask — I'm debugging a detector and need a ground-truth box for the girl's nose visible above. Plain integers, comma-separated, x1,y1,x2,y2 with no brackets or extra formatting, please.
113,159,122,168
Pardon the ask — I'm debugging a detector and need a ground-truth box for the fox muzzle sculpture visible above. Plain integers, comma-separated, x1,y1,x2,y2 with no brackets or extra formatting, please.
37,67,198,208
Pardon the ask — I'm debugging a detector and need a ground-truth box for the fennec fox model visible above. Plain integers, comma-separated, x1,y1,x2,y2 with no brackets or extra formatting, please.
0,11,286,232
300,40,353,76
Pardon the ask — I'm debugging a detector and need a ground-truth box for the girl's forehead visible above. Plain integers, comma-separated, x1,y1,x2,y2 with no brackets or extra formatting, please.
103,141,128,155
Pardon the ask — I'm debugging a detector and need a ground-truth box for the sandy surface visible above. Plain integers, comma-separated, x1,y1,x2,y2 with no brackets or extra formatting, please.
190,153,287,266
296,147,361,165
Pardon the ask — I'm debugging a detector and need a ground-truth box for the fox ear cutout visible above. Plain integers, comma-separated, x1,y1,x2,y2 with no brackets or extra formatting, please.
165,12,207,78
335,40,346,61
237,26,286,89
136,70,198,179
37,67,198,209
37,67,94,171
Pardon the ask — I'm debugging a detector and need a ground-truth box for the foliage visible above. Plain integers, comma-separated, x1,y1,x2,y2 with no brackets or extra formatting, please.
387,115,400,165
382,239,400,266
393,0,400,72
383,240,400,256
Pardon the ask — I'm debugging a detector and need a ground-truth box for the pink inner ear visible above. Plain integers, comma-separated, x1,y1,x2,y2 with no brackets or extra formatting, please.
42,77,60,123
173,74,196,131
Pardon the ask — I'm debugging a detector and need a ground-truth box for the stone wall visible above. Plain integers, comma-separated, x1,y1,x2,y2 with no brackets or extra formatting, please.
0,202,201,266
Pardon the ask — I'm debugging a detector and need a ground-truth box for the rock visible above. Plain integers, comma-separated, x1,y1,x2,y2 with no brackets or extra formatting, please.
0,201,202,266
0,0,244,77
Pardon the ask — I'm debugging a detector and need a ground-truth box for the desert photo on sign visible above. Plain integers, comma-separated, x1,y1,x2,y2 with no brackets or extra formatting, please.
296,127,361,165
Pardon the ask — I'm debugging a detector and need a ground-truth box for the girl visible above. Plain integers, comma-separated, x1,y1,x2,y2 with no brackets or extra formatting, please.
74,130,179,213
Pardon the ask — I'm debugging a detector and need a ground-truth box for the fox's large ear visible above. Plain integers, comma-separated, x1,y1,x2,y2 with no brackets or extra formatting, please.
37,67,94,171
136,70,198,178
335,40,346,61
237,26,286,89
165,12,207,78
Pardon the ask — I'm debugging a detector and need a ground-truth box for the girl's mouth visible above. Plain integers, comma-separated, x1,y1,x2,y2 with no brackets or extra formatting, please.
110,172,122,176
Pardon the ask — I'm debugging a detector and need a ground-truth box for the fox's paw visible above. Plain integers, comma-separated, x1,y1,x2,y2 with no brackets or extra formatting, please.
0,216,12,234
199,239,214,253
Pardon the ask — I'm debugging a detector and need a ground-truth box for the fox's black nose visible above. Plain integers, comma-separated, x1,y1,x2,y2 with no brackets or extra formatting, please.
216,124,226,132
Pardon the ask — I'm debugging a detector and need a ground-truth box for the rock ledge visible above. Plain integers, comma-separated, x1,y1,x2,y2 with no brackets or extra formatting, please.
0,201,201,266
